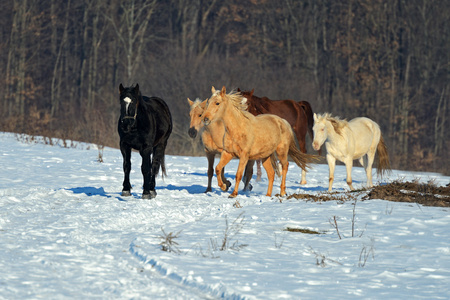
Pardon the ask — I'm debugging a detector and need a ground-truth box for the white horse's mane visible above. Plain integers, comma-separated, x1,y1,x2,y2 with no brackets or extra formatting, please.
316,113,348,135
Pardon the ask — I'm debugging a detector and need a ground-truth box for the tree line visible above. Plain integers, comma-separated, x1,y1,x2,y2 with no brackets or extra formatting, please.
0,0,448,174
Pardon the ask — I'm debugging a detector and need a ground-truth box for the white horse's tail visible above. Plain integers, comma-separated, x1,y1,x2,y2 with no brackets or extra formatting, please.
376,134,391,177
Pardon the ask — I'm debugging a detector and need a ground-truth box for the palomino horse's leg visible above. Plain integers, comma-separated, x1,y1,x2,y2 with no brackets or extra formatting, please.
120,143,132,196
279,159,289,197
261,157,275,196
344,158,354,191
229,156,250,198
215,151,233,192
326,154,336,191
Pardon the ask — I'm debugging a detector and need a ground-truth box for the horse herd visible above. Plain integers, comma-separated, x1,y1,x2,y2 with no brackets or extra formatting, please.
118,84,391,199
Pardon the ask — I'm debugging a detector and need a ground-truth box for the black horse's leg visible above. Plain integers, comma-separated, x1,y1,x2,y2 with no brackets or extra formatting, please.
146,142,167,198
242,160,255,191
140,147,154,199
205,151,215,193
120,143,132,196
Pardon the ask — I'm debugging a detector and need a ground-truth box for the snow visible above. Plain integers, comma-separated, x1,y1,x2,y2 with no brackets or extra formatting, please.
0,132,449,299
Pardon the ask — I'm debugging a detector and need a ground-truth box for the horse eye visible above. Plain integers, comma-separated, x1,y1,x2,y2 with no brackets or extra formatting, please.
198,114,202,117
215,102,220,105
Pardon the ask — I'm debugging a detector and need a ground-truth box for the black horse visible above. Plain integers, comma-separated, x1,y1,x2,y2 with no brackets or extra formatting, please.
118,84,172,199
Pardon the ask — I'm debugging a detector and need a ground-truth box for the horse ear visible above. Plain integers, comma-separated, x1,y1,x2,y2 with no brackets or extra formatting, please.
211,86,216,94
220,86,226,96
250,89,254,97
237,88,241,92
187,98,194,106
119,83,124,94
135,83,139,94
313,113,318,121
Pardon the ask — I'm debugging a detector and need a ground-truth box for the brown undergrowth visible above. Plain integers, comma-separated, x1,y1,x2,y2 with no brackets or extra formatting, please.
286,180,450,207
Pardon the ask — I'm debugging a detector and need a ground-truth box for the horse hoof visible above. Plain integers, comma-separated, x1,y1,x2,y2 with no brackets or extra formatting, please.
121,190,131,196
244,183,253,191
142,191,157,199
204,188,212,193
228,193,238,198
220,182,230,191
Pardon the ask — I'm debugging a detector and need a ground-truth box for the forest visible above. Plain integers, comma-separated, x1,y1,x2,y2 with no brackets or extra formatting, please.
0,0,448,174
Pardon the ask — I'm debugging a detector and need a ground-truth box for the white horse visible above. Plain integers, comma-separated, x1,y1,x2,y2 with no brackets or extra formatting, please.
312,113,391,191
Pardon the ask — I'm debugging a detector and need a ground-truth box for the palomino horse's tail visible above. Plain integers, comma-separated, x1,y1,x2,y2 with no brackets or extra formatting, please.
299,101,321,155
269,152,281,177
376,134,391,178
287,123,321,170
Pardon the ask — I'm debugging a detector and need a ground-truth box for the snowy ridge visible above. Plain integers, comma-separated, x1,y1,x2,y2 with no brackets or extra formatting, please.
129,238,247,300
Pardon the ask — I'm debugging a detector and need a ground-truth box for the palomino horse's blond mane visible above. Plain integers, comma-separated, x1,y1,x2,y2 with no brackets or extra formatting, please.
189,98,205,112
212,89,248,113
319,113,348,136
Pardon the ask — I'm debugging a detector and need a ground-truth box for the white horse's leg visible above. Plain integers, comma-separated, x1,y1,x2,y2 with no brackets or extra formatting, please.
359,156,368,186
326,154,336,191
344,158,354,190
366,150,376,187
300,168,307,185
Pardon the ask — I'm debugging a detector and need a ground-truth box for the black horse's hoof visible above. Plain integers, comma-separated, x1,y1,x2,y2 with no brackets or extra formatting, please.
142,191,157,199
244,183,253,192
121,190,132,196
225,181,232,191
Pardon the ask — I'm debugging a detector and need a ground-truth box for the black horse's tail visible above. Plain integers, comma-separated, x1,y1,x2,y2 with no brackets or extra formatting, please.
299,100,321,155
161,156,167,179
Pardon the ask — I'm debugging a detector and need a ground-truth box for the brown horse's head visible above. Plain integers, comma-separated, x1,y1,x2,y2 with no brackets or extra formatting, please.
187,98,207,138
240,89,260,116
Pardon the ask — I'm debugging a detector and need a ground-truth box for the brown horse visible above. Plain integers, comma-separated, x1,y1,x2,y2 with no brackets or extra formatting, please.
188,98,254,193
238,89,318,185
201,86,317,198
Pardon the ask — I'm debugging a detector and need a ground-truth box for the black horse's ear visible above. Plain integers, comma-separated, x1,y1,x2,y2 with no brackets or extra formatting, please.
119,83,124,94
135,83,139,94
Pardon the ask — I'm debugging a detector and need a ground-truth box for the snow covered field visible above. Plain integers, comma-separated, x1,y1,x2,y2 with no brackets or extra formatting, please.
1,132,449,299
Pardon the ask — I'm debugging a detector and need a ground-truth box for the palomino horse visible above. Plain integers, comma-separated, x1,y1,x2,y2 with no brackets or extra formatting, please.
201,86,316,198
238,89,317,184
188,98,254,193
118,84,172,199
312,113,391,191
